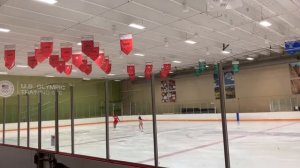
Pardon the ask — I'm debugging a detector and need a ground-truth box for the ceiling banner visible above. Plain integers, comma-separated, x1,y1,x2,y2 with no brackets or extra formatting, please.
144,63,153,80
4,45,16,70
64,64,72,76
27,52,38,69
60,42,72,62
88,42,100,61
72,54,83,68
120,34,133,55
40,37,53,59
81,35,94,56
56,60,65,74
127,64,135,80
49,54,59,68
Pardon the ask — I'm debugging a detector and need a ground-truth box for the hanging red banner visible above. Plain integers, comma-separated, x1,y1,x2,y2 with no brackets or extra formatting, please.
127,64,135,80
81,35,94,56
4,45,16,70
84,64,92,75
49,54,59,68
28,52,38,69
104,63,111,74
160,68,169,79
120,34,133,55
144,63,153,80
79,59,87,73
100,57,109,72
88,42,99,61
35,44,47,63
40,37,53,58
64,64,72,76
72,54,83,68
163,63,171,71
56,60,65,74
94,52,104,68
60,43,72,62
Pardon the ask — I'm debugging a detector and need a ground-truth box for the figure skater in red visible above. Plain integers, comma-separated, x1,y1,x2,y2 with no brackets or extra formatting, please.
113,114,120,129
138,116,143,132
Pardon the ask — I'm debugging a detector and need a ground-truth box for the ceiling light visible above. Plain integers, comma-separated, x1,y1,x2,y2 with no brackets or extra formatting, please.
206,65,209,68
35,0,58,5
172,60,182,64
169,71,174,74
246,57,254,61
77,42,82,46
128,23,145,30
0,28,10,33
134,53,145,57
259,20,272,27
83,77,91,81
45,75,55,78
16,65,29,68
0,72,8,75
138,75,144,78
114,80,121,82
107,73,115,76
184,40,197,44
221,50,230,54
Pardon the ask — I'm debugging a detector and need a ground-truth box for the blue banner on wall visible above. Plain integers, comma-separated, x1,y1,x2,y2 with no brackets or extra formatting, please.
285,40,300,55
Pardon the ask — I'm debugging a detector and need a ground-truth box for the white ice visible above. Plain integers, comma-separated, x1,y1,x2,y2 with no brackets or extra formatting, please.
2,120,300,168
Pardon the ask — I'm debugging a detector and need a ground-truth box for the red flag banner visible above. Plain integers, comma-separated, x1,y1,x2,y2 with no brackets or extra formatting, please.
79,59,88,73
104,63,111,74
84,64,92,75
49,54,59,68
72,54,83,68
60,43,72,62
144,63,153,80
4,45,16,70
35,44,47,63
27,52,38,69
94,52,104,68
163,63,171,71
64,64,72,76
40,37,53,59
88,42,99,61
160,69,169,79
81,35,94,56
127,64,135,80
100,57,109,72
120,34,133,55
56,60,65,74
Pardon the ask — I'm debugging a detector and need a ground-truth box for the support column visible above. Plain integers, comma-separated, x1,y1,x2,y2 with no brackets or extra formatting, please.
38,93,42,150
26,94,30,147
2,98,6,144
70,86,75,154
55,90,59,152
105,80,110,159
218,62,231,168
17,95,21,146
150,74,159,167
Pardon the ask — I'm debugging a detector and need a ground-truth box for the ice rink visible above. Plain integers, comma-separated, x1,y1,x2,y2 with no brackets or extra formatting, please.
2,114,300,168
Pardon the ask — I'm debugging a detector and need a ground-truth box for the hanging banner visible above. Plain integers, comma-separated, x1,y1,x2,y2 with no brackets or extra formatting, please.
160,69,169,79
35,44,47,63
127,64,135,80
56,60,65,74
95,52,104,68
214,71,236,99
144,63,153,80
104,63,111,74
72,54,83,68
232,61,240,73
163,63,171,71
79,59,88,73
40,37,53,58
84,64,92,75
285,40,300,56
60,43,72,62
49,52,59,68
120,34,133,55
213,63,219,80
81,35,94,56
161,80,176,103
4,45,16,70
27,52,38,69
100,57,109,72
64,64,72,76
88,42,100,61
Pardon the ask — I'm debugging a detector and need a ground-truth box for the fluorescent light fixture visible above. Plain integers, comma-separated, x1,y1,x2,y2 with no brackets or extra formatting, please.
134,53,145,57
169,71,174,74
114,80,121,82
16,65,29,68
35,0,58,5
221,50,230,54
172,60,182,64
45,75,55,78
206,65,209,68
259,20,272,27
138,75,144,78
128,23,145,30
0,28,10,33
77,42,82,46
184,40,197,44
83,77,91,81
107,73,115,76
0,72,8,75
246,57,254,61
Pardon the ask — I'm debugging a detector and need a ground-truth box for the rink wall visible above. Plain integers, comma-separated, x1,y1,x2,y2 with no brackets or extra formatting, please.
2,112,300,131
